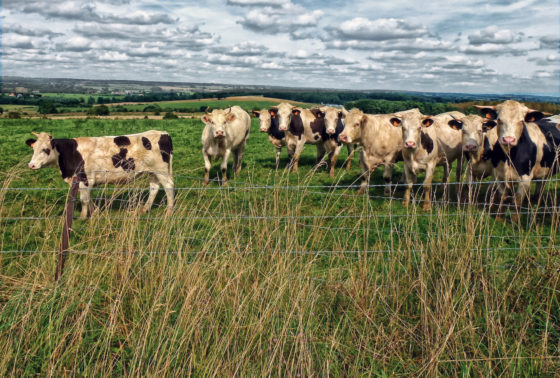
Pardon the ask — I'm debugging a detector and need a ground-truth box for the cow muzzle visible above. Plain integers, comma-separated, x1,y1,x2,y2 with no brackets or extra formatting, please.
404,141,417,149
463,142,478,152
326,128,335,135
339,134,349,143
260,127,268,132
501,136,516,146
214,130,225,138
28,163,38,170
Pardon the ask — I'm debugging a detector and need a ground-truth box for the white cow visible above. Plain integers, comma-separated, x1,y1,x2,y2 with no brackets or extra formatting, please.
201,106,251,186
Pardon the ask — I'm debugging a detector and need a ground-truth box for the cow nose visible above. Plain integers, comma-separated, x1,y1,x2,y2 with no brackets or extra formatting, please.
28,163,35,169
260,127,267,132
326,129,335,135
279,125,287,131
464,143,478,152
339,134,347,142
215,131,225,138
502,136,516,145
404,141,416,149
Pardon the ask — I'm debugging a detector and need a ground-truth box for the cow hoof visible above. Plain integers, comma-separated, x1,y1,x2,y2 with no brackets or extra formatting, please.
202,180,210,187
357,187,366,195
401,201,409,208
422,205,432,212
222,181,229,187
329,172,335,179
384,188,391,196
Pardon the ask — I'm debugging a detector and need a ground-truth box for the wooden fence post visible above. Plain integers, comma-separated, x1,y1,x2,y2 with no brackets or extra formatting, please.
55,176,80,281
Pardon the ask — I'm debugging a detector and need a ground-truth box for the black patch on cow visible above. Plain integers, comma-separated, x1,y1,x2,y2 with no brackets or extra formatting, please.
482,135,493,161
490,123,537,176
420,131,434,153
42,148,51,155
289,113,305,140
142,136,152,150
26,138,36,147
333,116,345,144
536,118,560,171
112,148,135,172
463,151,472,162
268,115,285,141
50,139,88,185
158,134,173,163
114,136,131,147
310,114,328,141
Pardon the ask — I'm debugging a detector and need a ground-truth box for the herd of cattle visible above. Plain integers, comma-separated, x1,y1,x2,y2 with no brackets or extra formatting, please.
24,100,560,218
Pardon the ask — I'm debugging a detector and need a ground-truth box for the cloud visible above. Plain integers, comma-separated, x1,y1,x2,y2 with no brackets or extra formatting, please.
236,2,323,34
468,26,522,45
226,0,288,7
539,35,559,49
460,43,527,56
328,17,429,41
2,35,39,49
22,1,175,25
3,24,63,38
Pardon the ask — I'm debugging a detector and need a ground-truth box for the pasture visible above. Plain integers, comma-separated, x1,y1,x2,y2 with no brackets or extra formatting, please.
1,116,560,375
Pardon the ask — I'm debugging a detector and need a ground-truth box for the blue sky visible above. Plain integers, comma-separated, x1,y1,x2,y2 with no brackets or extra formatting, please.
2,0,558,94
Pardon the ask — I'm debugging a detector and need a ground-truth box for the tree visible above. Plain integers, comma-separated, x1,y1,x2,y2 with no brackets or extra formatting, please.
87,105,110,116
163,111,178,119
87,97,95,106
38,100,58,114
7,111,21,119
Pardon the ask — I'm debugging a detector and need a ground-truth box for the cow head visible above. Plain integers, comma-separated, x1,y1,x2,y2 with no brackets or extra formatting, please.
276,103,295,132
453,115,495,153
392,109,430,150
338,108,366,144
475,100,550,148
253,108,272,132
26,132,57,170
201,107,236,139
321,107,345,135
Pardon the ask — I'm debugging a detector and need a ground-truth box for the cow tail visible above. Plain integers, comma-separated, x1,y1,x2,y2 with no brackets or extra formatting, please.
168,151,173,176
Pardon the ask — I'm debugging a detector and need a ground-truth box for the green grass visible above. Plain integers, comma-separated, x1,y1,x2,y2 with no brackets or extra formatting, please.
1,117,560,375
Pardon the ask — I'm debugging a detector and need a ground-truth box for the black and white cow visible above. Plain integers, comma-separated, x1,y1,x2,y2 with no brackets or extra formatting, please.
253,108,286,169
26,130,174,218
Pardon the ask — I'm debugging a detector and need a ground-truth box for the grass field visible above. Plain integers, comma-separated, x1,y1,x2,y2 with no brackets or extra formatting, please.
1,116,560,375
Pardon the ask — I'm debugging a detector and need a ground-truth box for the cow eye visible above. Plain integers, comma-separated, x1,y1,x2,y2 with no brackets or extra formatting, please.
354,123,359,127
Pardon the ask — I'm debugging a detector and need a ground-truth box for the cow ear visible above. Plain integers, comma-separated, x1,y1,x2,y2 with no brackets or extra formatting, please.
25,138,36,148
227,114,236,122
201,115,211,124
448,119,463,130
360,115,368,127
474,105,497,120
338,111,345,119
422,118,434,127
390,117,401,127
251,111,260,118
525,111,545,123
292,109,300,116
482,120,497,132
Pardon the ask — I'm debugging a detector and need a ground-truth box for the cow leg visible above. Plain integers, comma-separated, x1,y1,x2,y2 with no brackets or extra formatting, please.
78,184,92,219
221,149,232,186
142,175,160,214
513,177,532,221
532,179,546,203
455,155,464,200
314,143,326,168
358,151,370,194
329,144,342,178
402,164,415,207
235,141,246,175
202,150,212,186
383,164,394,196
291,141,305,172
346,144,355,171
155,173,174,214
275,147,282,170
422,163,436,211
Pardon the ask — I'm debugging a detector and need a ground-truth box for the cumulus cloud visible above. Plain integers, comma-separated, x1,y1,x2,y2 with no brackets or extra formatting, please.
539,35,559,50
236,1,323,34
460,43,527,56
468,26,522,45
328,18,428,41
227,0,288,7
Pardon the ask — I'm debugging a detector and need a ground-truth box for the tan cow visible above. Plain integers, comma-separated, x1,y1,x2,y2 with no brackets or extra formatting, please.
338,108,403,194
392,110,464,210
26,130,174,218
201,106,250,186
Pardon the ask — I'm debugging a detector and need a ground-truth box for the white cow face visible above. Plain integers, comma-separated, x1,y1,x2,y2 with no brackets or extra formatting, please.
201,108,236,139
476,100,547,148
252,109,273,132
397,112,433,150
338,109,365,144
26,132,57,170
323,108,344,135
276,103,294,132
455,115,495,153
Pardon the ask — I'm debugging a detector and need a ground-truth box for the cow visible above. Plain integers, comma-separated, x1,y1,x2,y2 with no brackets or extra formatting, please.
338,108,404,195
391,109,465,211
475,100,555,214
320,106,356,176
201,106,250,186
252,108,286,169
25,130,174,218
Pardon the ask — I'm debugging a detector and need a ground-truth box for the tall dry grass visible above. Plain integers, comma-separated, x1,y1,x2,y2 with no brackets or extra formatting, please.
1,166,559,375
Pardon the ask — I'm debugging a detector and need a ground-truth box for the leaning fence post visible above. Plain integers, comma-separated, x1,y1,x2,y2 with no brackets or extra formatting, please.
55,176,80,281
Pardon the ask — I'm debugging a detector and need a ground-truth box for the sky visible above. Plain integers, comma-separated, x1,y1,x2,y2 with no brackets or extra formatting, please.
1,0,559,94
